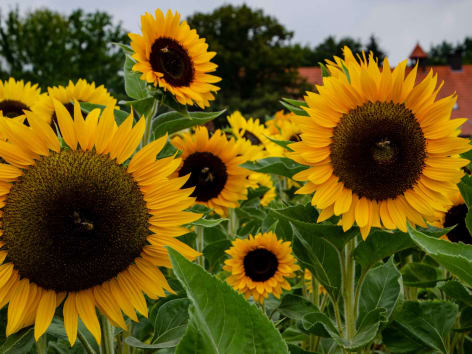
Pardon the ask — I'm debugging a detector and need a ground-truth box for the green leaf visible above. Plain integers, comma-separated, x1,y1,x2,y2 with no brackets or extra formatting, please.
456,307,472,332
269,204,358,250
358,257,401,325
203,239,232,272
383,301,458,354
459,177,472,208
168,247,289,354
402,262,441,288
80,102,129,125
152,109,226,139
121,96,155,118
241,157,308,178
191,218,227,228
125,336,175,349
440,280,472,307
407,224,472,287
124,55,149,100
319,63,330,78
152,298,190,347
281,98,308,108
279,100,309,117
266,136,294,152
353,230,415,270
291,225,342,299
288,344,319,353
341,62,350,83
0,327,34,354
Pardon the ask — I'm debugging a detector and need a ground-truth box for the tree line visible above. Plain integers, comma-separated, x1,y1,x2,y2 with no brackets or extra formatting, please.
0,5,467,117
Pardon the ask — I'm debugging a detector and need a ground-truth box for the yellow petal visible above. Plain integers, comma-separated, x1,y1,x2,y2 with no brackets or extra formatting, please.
75,289,101,345
34,290,56,340
63,293,79,346
52,99,78,150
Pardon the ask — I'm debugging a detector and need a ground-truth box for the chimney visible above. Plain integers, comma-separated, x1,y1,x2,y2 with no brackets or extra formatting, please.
448,48,463,71
409,43,428,71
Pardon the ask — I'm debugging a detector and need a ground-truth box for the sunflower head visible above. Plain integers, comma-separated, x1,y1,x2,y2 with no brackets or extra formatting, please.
290,47,471,239
0,100,200,345
266,110,296,135
172,126,253,215
438,192,472,244
129,9,221,108
224,231,299,303
0,78,44,123
247,172,276,206
32,79,117,127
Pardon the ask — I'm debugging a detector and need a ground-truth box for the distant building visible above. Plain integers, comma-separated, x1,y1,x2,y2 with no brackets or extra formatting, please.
298,43,472,136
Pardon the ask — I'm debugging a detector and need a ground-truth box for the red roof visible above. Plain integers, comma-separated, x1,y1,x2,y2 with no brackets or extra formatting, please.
298,65,472,135
409,43,428,59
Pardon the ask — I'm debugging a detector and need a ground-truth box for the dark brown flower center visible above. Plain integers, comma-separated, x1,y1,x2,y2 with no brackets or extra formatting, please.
0,99,30,118
243,131,262,146
179,152,228,202
243,248,278,282
2,150,150,292
444,203,472,244
330,101,426,201
149,37,194,87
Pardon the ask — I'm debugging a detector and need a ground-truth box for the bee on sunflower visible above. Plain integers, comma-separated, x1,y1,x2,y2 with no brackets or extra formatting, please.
0,100,200,345
224,232,299,303
129,9,221,108
290,47,471,239
0,78,44,122
171,126,253,216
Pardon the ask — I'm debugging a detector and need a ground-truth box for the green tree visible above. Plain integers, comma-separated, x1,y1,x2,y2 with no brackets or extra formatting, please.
187,4,310,119
365,34,386,63
310,36,363,64
0,8,129,99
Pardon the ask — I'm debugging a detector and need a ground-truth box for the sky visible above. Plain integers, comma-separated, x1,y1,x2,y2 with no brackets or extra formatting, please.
2,0,471,65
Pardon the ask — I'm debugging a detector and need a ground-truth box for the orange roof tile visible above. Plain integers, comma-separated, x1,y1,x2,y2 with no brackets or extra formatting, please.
409,43,428,59
298,64,472,135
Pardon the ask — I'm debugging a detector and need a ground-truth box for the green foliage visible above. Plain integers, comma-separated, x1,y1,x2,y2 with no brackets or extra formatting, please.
187,4,310,119
168,248,289,354
241,157,308,178
0,8,129,99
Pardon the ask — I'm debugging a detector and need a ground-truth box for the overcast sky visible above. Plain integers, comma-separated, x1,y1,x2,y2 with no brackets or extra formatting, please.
2,0,471,65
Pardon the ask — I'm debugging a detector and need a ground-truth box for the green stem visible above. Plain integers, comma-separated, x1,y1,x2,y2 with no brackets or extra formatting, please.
78,329,97,354
332,299,344,337
343,237,357,341
195,225,205,267
100,315,115,354
353,268,369,319
142,99,158,146
227,208,238,238
36,334,47,354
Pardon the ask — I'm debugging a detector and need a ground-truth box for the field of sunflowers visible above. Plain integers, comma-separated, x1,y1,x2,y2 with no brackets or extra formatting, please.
0,7,470,354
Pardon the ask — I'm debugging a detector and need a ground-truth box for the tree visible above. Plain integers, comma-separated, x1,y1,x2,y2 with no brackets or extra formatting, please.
426,38,472,65
0,8,129,99
187,5,310,119
365,34,386,63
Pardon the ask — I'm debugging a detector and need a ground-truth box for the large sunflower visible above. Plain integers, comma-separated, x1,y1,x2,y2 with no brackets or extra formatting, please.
0,78,44,121
439,193,472,244
224,232,299,303
290,47,471,238
0,101,200,345
171,126,252,216
129,9,221,108
33,79,117,127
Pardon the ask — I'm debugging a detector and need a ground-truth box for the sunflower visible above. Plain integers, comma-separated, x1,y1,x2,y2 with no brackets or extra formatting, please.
171,126,252,216
33,79,117,127
0,100,200,345
228,111,281,157
290,47,471,239
247,173,276,206
224,232,299,303
266,110,296,136
0,78,44,122
129,9,220,108
439,192,472,244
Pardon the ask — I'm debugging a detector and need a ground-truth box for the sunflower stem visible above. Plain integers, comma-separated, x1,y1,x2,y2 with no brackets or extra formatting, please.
78,328,97,354
227,208,238,238
195,225,205,268
342,236,357,341
142,99,158,146
36,334,47,354
100,314,115,354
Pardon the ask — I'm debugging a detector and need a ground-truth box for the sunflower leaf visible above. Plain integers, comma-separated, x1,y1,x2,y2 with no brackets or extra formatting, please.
190,218,227,228
121,96,156,118
407,224,472,287
382,301,458,354
401,262,441,288
125,336,177,349
459,177,472,208
279,100,309,117
79,102,129,125
265,136,295,152
151,298,190,347
281,98,308,108
0,327,34,354
152,109,226,139
124,54,149,100
439,280,472,307
241,157,308,178
319,62,330,78
168,247,289,354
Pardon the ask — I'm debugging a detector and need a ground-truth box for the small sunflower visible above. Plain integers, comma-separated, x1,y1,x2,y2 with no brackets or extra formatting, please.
0,101,200,345
291,47,471,238
0,78,44,122
129,9,221,108
228,111,282,157
172,126,252,216
224,232,299,303
33,79,117,127
439,193,472,244
266,110,296,136
248,173,276,206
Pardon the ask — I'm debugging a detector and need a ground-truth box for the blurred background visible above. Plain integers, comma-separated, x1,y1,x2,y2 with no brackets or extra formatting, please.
0,0,470,127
